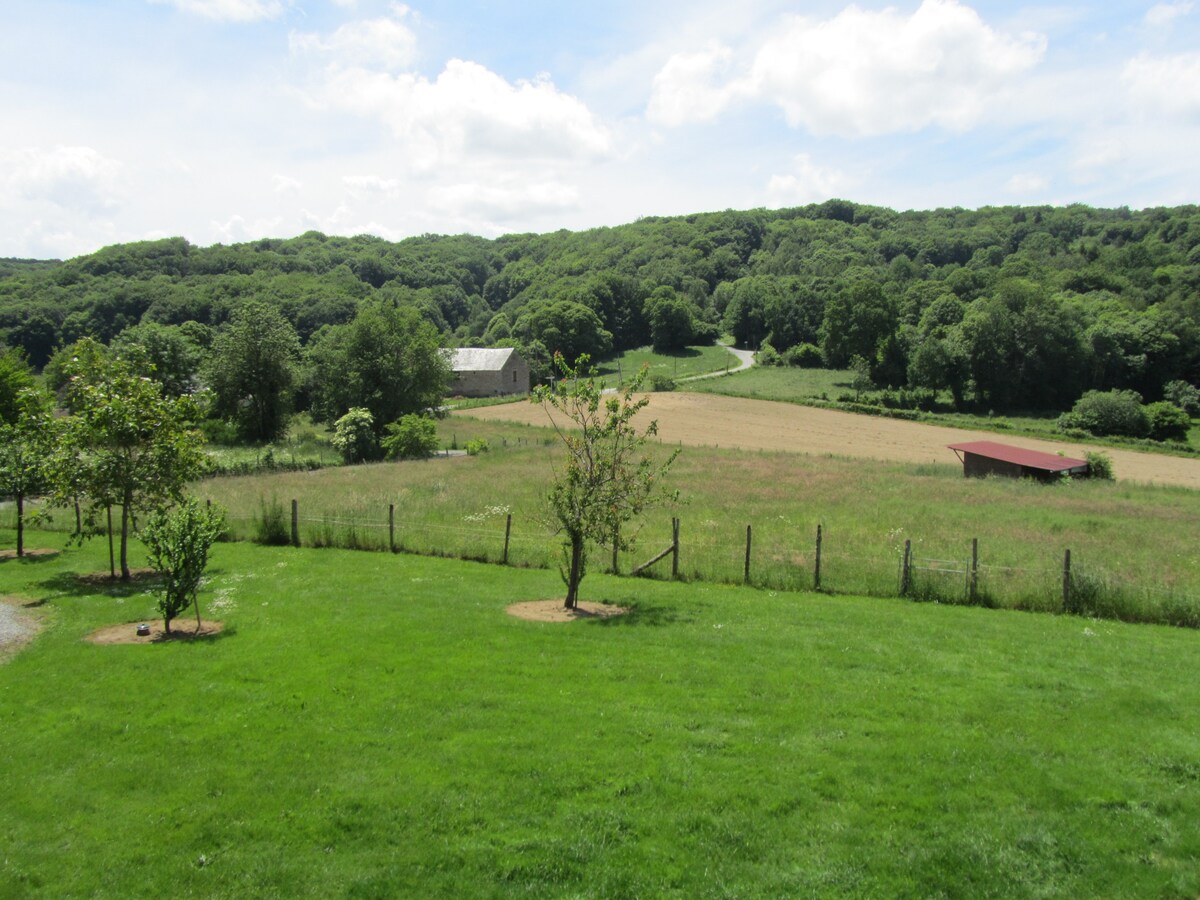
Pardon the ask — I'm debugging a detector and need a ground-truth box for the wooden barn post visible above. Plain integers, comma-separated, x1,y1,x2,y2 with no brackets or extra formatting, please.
969,538,979,603
901,539,912,596
291,499,299,547
388,503,395,552
1062,549,1072,612
503,514,512,565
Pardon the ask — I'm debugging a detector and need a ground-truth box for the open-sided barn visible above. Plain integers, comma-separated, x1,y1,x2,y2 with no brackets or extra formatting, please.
447,348,530,398
948,441,1090,481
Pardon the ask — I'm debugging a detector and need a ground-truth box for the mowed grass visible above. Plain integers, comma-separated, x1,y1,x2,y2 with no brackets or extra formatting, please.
4,532,1200,896
594,344,740,387
170,412,1200,625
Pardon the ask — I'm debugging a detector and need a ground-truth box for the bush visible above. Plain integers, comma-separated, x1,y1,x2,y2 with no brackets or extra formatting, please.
143,498,226,633
331,407,377,463
1163,380,1200,416
755,341,782,367
1057,389,1148,438
464,438,490,456
1086,451,1115,481
1145,401,1191,443
649,374,676,392
382,414,439,460
783,343,823,368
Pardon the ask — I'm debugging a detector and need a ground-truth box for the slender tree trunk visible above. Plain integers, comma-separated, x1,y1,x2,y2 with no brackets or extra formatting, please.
107,506,115,579
564,533,585,609
120,491,132,581
16,490,24,558
73,496,81,536
194,590,203,631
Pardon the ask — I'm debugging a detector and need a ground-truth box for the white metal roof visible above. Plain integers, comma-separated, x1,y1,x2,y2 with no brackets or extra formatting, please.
448,347,516,372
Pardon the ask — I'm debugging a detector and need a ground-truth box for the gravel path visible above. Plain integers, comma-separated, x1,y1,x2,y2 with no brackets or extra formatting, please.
0,600,37,655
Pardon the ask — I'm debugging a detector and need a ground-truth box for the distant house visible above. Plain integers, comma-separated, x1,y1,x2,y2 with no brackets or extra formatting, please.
447,347,530,397
948,441,1090,481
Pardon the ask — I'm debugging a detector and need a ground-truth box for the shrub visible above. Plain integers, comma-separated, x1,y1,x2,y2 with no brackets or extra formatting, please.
1145,401,1191,443
1086,451,1115,481
143,498,227,633
331,407,377,463
755,341,782,367
1163,380,1200,416
464,438,490,456
649,374,676,392
1057,389,1148,438
382,414,439,460
783,343,823,368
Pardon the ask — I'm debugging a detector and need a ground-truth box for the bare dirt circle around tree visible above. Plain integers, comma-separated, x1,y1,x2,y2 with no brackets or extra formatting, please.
0,548,60,561
85,619,225,645
506,600,628,622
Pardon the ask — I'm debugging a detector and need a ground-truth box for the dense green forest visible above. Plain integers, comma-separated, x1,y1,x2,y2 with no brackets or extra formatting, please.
2,200,1199,429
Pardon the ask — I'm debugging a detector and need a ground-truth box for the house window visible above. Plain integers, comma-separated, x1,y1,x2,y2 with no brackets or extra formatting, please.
513,370,518,382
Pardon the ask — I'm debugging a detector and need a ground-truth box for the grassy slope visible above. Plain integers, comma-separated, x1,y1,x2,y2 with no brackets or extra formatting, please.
165,416,1200,622
2,533,1200,896
593,344,739,387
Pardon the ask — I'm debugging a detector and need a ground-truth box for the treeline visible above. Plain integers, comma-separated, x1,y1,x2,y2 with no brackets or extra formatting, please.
3,200,1200,418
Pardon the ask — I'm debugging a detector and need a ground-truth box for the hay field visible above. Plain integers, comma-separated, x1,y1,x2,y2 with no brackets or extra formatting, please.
461,392,1200,490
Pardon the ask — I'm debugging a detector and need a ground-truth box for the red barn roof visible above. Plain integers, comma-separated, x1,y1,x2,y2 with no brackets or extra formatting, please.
948,441,1088,473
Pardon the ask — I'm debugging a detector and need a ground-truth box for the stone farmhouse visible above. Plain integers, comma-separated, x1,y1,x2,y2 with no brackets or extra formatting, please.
447,347,531,397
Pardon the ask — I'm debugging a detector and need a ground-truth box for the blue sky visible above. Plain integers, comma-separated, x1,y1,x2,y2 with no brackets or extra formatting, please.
3,0,1199,259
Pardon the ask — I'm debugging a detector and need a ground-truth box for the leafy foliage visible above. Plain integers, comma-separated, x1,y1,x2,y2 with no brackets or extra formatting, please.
331,407,377,463
142,498,226,633
534,354,679,608
381,414,439,460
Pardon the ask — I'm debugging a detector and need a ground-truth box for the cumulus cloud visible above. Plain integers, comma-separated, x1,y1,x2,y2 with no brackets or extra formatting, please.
308,59,613,168
289,13,417,71
1145,2,1194,27
766,154,851,206
1123,52,1200,115
648,0,1046,137
148,0,287,23
273,174,302,193
647,43,744,126
343,174,403,196
4,146,121,214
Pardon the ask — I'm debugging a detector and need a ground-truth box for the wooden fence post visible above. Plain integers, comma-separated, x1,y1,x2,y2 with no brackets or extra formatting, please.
291,499,300,547
503,514,512,565
388,503,395,552
1063,548,1071,612
970,537,978,603
744,525,752,585
814,524,823,591
901,539,912,596
671,517,680,580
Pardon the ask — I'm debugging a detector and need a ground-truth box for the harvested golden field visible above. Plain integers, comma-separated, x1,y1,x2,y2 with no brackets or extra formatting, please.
460,392,1200,490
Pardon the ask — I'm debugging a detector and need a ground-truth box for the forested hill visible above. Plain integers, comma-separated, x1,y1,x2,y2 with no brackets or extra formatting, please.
2,200,1199,413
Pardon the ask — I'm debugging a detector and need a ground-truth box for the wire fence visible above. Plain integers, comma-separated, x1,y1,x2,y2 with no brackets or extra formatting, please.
6,497,1200,628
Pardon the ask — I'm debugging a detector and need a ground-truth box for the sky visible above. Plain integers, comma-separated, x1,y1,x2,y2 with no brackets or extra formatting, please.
2,0,1199,260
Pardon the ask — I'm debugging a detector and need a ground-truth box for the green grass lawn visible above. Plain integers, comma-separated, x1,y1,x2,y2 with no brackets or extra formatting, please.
594,344,740,387
3,532,1200,896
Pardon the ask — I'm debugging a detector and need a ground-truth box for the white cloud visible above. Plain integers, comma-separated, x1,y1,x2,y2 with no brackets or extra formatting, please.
4,146,122,214
648,0,1046,137
273,174,302,193
343,174,403,196
646,43,744,126
212,213,284,243
1123,52,1200,116
1145,2,1194,27
289,14,417,71
309,59,613,169
429,180,581,221
1005,172,1049,195
149,0,287,23
765,154,851,206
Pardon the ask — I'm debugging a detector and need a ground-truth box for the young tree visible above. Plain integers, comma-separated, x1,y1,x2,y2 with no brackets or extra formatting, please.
331,407,377,463
381,414,439,460
206,300,301,442
0,389,54,557
143,498,226,634
61,341,208,579
534,355,679,609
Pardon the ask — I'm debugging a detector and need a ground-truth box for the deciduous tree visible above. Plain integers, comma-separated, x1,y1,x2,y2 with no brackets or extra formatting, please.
535,355,678,609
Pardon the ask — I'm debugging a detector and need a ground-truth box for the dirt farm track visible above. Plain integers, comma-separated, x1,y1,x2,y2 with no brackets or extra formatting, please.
460,392,1200,490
